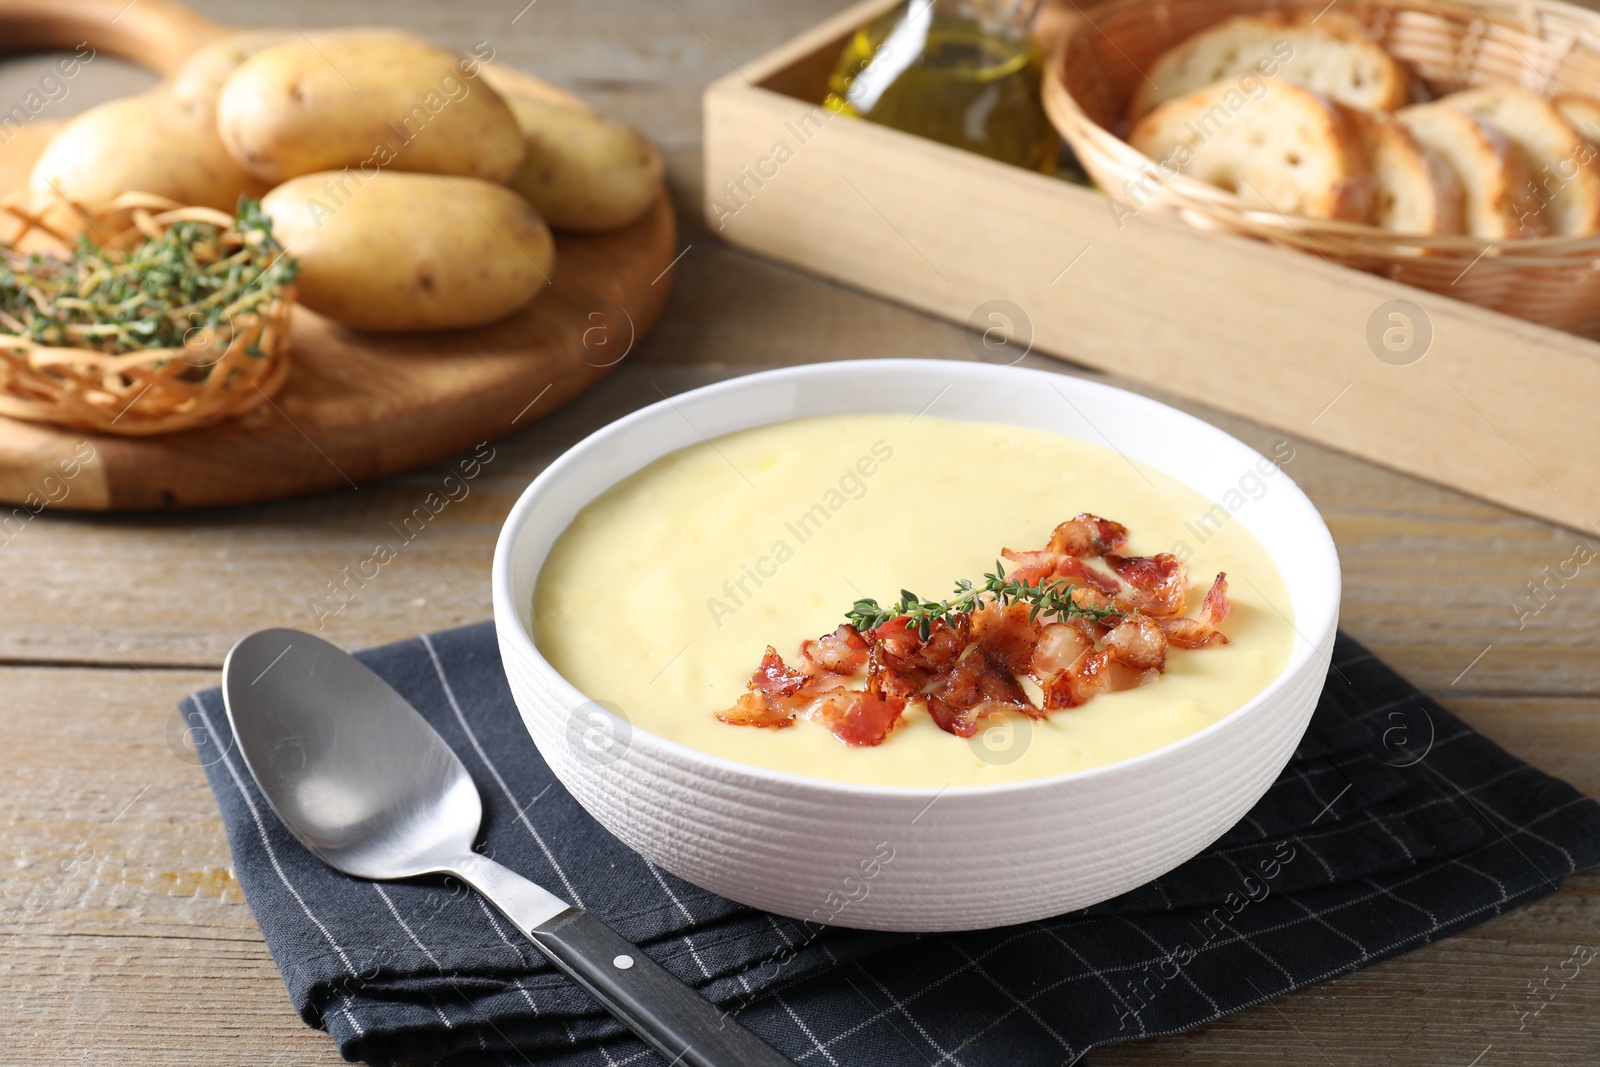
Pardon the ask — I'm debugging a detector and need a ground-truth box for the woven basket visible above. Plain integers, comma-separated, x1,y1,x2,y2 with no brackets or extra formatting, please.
1042,0,1600,335
0,191,294,437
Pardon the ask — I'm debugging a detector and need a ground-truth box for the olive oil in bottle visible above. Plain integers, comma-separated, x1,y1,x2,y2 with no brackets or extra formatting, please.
827,0,1058,173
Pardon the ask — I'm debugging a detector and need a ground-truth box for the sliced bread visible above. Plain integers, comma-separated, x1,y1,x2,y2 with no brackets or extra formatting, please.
1554,93,1600,144
1395,102,1546,238
1343,106,1463,234
1129,78,1373,221
1129,13,1411,121
1442,86,1600,236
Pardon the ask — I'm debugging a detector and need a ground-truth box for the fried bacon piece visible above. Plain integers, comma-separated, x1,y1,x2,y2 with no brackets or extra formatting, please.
1029,622,1092,684
718,518,1234,746
1158,573,1231,649
1054,555,1121,597
717,647,807,728
862,620,928,701
1043,648,1159,709
752,646,807,696
1106,553,1188,616
719,647,907,745
812,691,907,747
970,600,1041,673
1000,546,1122,596
799,624,869,675
1048,513,1128,557
718,691,797,728
1103,615,1168,670
926,644,1043,737
999,548,1056,586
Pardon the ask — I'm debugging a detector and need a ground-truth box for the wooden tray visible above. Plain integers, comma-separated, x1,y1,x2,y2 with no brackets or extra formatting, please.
0,0,676,510
704,0,1600,535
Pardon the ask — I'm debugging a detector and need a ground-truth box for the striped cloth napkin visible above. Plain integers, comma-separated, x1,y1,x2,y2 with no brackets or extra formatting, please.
186,622,1600,1066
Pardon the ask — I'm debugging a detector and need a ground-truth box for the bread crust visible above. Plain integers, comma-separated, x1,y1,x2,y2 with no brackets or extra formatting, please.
1395,102,1547,238
1129,78,1373,221
1129,13,1410,122
1342,105,1463,234
1444,86,1600,236
1554,94,1600,144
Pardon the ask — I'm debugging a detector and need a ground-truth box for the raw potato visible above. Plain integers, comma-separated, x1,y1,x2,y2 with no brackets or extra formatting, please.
170,29,295,103
262,171,553,332
502,93,662,231
217,29,524,184
30,90,268,226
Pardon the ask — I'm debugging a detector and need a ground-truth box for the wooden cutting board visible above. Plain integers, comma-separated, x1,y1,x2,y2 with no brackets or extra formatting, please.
0,0,677,510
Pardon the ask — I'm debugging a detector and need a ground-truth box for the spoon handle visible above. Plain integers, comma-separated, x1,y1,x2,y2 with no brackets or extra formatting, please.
453,855,795,1067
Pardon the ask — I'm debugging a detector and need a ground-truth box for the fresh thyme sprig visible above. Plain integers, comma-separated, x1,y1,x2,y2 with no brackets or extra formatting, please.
0,196,296,355
846,561,1126,639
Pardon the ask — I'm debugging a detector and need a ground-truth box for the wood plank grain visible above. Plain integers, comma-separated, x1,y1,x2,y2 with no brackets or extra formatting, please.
0,0,1595,1063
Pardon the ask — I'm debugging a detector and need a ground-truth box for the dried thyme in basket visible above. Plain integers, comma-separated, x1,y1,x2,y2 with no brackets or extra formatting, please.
0,198,297,357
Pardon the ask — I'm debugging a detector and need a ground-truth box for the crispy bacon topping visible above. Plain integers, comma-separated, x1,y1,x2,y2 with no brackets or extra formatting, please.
815,691,907,747
717,691,796,729
1049,513,1129,558
1106,553,1188,616
970,600,1042,674
1158,573,1232,649
1104,614,1169,670
799,624,869,675
999,548,1057,586
718,516,1235,746
751,646,808,696
1054,555,1121,596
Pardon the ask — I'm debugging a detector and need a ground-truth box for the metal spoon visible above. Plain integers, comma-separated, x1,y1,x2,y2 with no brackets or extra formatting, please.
222,628,793,1067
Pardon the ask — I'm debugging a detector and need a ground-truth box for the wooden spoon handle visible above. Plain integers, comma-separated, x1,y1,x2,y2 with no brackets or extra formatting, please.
0,0,223,75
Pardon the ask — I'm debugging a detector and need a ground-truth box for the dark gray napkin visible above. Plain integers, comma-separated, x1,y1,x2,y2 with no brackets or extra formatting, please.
186,623,1600,1066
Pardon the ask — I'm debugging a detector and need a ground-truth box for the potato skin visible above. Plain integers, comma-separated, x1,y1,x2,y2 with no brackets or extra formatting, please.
262,171,553,332
504,93,662,231
30,90,268,214
170,29,295,103
217,30,524,185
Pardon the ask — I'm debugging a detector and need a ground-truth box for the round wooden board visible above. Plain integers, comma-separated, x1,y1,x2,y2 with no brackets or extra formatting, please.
0,0,677,510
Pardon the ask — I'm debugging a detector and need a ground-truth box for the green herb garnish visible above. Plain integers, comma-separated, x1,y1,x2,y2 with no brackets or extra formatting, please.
0,197,296,355
846,561,1126,639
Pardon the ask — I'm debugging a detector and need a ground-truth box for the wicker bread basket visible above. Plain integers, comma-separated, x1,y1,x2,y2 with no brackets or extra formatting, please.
1042,0,1600,335
0,191,294,436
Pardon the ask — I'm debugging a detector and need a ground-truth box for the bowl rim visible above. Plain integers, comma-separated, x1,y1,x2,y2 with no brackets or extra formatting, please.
492,358,1341,800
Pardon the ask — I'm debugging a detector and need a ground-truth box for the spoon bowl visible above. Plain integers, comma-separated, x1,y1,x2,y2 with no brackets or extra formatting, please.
223,628,482,880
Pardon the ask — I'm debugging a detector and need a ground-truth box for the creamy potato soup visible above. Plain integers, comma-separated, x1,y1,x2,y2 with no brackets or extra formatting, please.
534,414,1297,787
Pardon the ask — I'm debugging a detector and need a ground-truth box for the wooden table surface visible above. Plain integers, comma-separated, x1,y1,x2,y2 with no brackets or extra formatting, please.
3,2,1598,1064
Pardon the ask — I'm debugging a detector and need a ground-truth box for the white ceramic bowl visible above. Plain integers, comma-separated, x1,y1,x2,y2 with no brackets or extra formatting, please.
493,360,1340,932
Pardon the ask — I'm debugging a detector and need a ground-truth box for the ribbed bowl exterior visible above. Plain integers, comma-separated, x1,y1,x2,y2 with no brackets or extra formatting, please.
493,360,1341,932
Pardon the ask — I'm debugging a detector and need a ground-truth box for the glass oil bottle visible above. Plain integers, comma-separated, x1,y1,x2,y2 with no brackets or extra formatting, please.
827,0,1059,173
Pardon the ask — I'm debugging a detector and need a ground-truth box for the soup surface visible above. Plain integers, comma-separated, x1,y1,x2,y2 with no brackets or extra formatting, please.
534,414,1297,787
